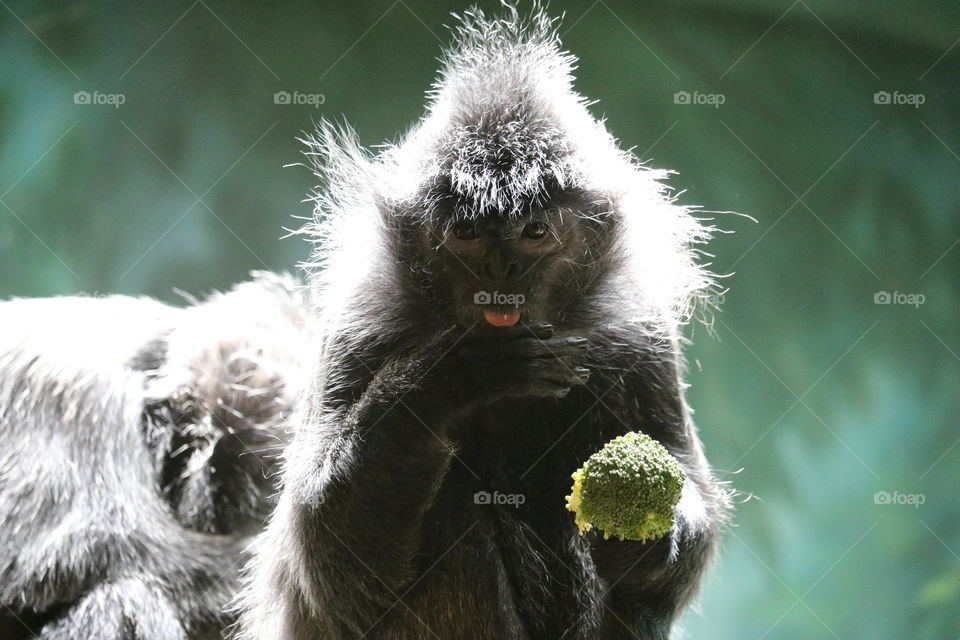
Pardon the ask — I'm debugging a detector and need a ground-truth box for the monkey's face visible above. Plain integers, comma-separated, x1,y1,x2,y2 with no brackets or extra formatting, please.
432,208,590,329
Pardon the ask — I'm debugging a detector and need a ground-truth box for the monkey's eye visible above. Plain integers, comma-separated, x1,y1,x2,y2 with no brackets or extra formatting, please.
522,221,549,239
452,222,480,241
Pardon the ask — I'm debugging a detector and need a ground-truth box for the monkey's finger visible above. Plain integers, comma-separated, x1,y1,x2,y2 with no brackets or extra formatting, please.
498,375,574,399
536,336,589,358
458,335,588,363
505,336,589,360
517,359,591,386
522,323,554,339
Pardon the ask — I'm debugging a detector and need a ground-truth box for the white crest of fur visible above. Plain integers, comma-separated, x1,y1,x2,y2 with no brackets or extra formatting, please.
301,5,715,350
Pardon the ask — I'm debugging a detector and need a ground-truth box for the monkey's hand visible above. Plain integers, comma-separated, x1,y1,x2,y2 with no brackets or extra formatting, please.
415,323,590,413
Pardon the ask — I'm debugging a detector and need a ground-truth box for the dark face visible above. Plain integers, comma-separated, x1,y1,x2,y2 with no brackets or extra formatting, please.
430,204,591,329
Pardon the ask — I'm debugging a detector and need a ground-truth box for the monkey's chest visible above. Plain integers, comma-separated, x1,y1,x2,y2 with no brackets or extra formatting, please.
372,464,602,640
369,400,614,638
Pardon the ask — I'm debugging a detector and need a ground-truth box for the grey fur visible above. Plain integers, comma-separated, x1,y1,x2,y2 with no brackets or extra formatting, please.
0,273,312,638
236,5,729,640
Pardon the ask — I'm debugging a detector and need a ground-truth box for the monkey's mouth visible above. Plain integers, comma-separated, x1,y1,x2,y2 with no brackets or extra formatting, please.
481,307,522,327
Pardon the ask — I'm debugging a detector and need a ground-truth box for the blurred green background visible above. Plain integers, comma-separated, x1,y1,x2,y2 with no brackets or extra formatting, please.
2,1,958,638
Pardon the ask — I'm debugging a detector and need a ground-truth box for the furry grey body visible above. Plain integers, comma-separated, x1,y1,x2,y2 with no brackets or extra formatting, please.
237,7,730,640
0,273,311,639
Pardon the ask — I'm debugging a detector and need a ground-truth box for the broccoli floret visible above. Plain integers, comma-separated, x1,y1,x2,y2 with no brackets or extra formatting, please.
565,431,685,542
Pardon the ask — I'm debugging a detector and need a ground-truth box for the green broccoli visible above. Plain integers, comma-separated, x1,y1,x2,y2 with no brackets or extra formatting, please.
565,431,685,542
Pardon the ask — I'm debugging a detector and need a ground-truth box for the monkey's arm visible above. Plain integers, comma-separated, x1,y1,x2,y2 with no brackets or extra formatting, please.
591,465,723,639
239,324,590,639
238,349,458,638
301,361,459,622
583,331,727,638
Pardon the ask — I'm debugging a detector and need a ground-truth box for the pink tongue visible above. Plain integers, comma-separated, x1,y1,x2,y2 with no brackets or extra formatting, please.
483,309,521,327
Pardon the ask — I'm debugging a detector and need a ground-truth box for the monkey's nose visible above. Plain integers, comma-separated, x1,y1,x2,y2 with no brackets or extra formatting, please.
482,261,519,282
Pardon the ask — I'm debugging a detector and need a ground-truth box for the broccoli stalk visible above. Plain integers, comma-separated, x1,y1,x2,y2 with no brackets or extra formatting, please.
565,431,685,542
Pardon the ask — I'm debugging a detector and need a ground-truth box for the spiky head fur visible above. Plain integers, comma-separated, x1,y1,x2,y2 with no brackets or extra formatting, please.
300,4,716,393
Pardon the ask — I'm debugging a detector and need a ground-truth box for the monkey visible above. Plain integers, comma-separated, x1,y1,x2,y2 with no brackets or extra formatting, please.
236,6,730,640
0,273,312,639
